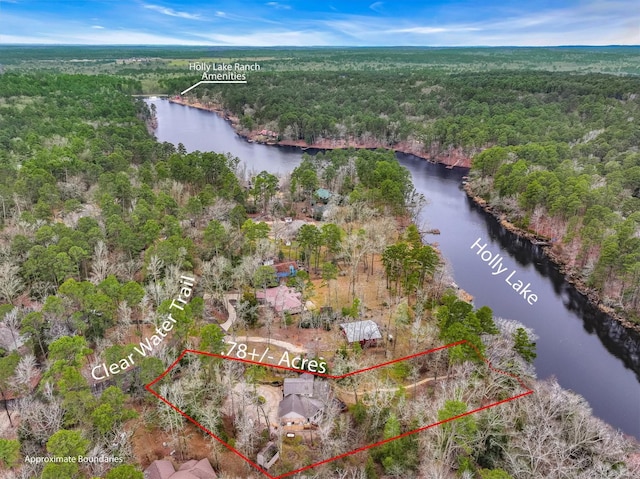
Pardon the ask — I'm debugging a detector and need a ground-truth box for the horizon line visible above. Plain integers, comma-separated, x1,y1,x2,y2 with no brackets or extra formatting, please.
1,44,639,48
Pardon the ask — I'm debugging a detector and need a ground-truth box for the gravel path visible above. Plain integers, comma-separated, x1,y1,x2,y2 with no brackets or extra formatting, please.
223,335,308,354
220,293,239,331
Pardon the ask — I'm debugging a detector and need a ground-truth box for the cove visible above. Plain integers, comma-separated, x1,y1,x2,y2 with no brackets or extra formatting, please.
147,98,640,439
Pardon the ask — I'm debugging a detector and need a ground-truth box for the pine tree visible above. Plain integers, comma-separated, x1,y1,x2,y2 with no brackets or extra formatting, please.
513,327,537,363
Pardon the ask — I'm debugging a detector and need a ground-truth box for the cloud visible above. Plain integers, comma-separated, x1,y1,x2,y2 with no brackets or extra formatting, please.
1,0,638,46
212,10,284,26
320,1,640,46
194,29,334,46
265,2,291,10
0,29,211,45
0,11,208,45
456,1,640,45
369,2,384,13
391,26,481,34
143,3,201,20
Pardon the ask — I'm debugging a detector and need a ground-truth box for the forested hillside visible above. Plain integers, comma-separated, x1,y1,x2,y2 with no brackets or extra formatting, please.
466,77,640,322
162,71,640,155
4,46,640,74
0,74,249,477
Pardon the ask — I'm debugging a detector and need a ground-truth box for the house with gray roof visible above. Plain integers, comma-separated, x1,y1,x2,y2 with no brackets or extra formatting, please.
278,373,331,431
283,373,315,397
278,394,325,431
339,320,382,347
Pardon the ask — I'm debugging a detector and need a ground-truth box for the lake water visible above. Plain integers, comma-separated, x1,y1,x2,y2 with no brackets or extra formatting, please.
148,98,640,439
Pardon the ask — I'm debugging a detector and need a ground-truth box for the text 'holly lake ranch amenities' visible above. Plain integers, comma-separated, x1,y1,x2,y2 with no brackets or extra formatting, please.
91,275,196,380
471,238,538,305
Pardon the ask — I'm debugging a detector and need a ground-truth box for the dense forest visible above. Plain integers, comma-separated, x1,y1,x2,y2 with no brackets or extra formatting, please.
3,46,640,74
0,50,639,478
160,71,640,149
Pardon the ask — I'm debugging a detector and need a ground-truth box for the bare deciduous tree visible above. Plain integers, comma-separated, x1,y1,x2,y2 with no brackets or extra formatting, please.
11,354,38,391
90,240,113,284
146,254,165,306
340,230,372,299
232,254,261,290
17,390,64,445
0,262,23,304
158,382,186,435
202,256,232,306
0,308,22,351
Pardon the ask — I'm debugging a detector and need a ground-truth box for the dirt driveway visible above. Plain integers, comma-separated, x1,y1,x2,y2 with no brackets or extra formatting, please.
222,383,282,433
256,384,282,431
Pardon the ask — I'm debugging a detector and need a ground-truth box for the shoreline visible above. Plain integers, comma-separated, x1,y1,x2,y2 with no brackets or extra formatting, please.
163,97,640,337
463,182,640,336
167,97,472,169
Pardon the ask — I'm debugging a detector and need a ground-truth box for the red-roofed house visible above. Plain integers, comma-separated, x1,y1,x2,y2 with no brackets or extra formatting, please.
144,458,217,479
274,261,298,280
256,285,303,314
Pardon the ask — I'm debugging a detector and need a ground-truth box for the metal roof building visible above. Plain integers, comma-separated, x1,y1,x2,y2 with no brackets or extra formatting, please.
339,320,382,344
314,188,332,201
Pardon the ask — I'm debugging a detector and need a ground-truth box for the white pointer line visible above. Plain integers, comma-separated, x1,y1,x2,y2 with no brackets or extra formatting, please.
181,80,247,95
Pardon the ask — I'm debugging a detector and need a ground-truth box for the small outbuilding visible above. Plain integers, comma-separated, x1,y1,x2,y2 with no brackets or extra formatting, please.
339,320,382,347
314,188,332,203
257,442,280,470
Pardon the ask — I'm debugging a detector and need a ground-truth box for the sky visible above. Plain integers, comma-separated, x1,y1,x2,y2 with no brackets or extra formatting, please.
0,0,638,46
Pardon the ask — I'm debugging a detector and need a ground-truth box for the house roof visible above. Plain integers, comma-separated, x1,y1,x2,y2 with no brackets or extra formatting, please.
283,374,314,396
181,458,217,479
315,188,332,200
313,378,331,400
2,372,42,401
145,459,216,479
145,460,175,479
339,320,382,343
274,261,297,274
278,394,324,420
172,474,197,479
178,461,198,470
256,285,303,314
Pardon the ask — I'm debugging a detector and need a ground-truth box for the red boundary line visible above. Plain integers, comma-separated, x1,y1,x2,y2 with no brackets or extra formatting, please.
145,339,533,478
